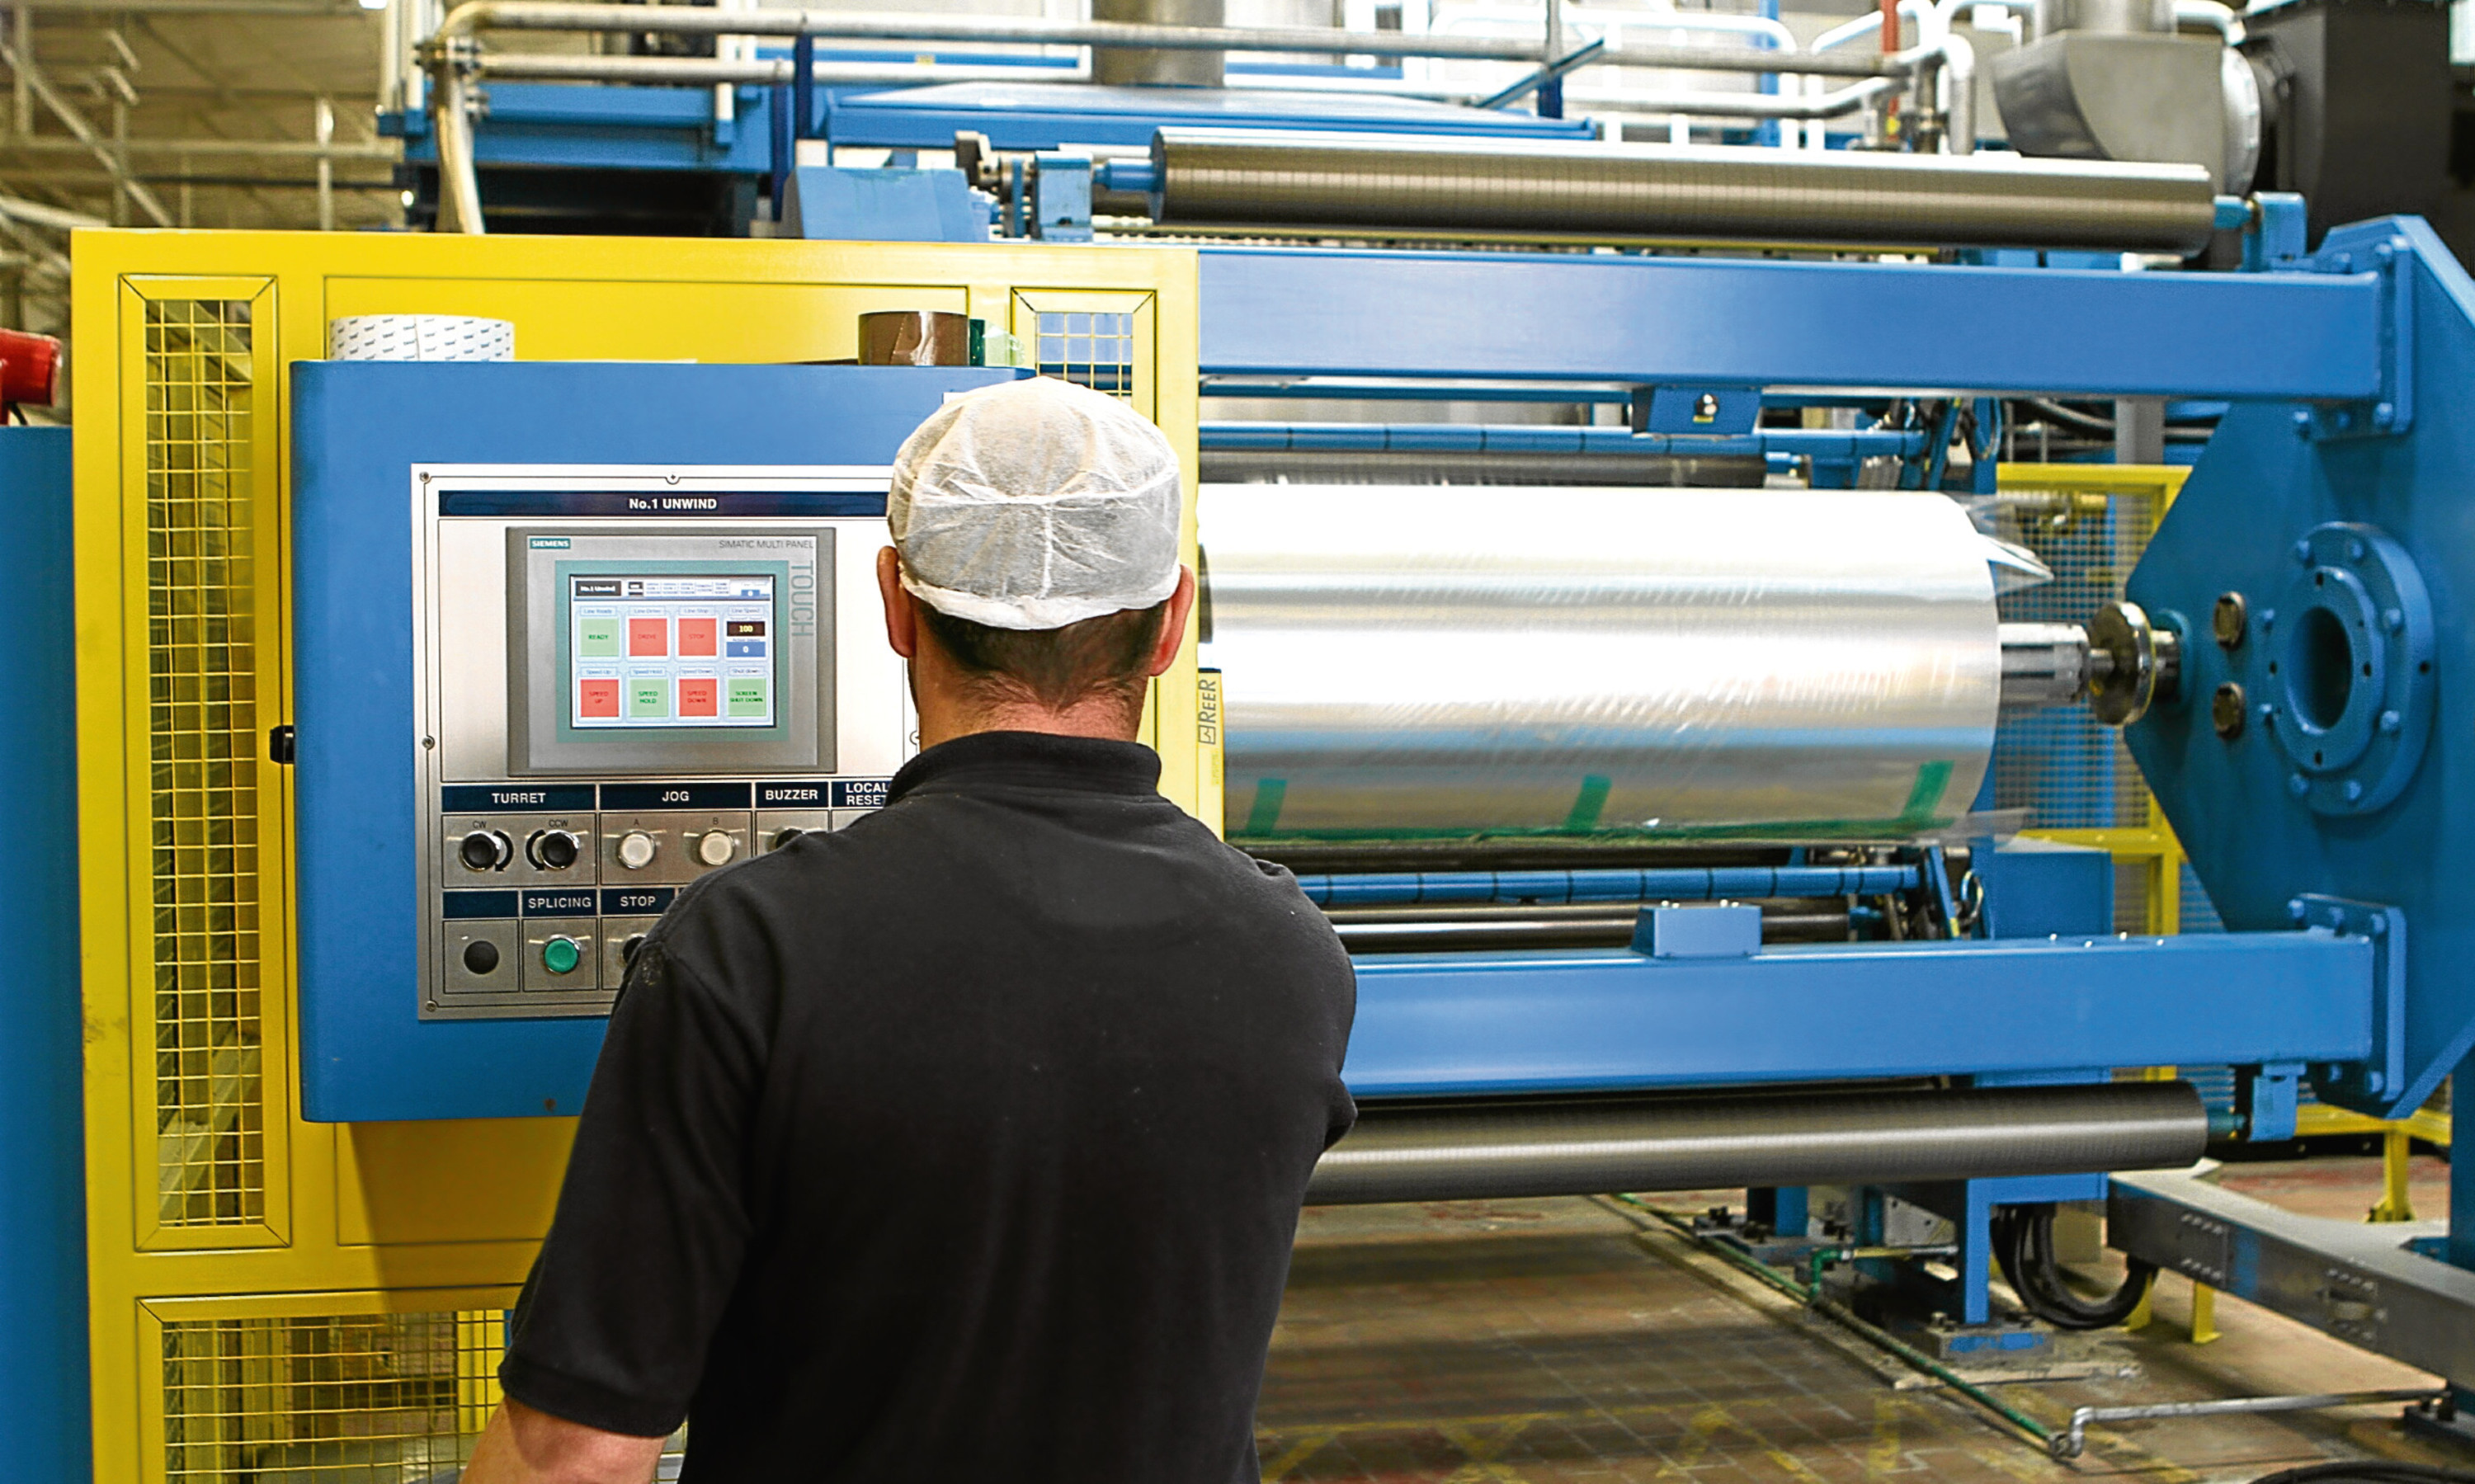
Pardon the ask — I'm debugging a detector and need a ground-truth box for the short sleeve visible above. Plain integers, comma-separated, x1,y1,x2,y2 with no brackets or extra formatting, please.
498,930,766,1436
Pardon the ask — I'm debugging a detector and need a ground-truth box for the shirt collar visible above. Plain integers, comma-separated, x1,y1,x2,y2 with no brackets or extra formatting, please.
887,730,1165,803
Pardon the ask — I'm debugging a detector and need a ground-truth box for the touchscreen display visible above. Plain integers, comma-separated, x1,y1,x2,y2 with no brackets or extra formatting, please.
569,573,776,729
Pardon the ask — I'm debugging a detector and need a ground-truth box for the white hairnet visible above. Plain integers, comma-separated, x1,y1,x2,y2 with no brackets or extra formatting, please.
888,375,1183,631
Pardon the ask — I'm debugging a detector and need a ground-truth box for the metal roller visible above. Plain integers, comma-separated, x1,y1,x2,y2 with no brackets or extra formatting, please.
1304,1081,2208,1205
1200,484,2005,840
1145,130,2222,252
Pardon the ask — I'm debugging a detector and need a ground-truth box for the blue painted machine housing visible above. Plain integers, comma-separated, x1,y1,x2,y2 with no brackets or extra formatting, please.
290,361,1021,1123
0,426,89,1484
2127,215,2475,1122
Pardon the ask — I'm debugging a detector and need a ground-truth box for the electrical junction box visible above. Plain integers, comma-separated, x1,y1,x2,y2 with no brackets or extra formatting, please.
291,360,1023,1121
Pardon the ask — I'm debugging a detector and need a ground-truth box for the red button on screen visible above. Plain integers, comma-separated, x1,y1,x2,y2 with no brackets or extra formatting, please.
677,677,719,717
578,679,620,718
628,617,668,657
677,617,718,657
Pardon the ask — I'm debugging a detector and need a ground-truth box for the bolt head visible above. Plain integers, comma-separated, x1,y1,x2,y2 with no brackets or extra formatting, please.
2211,681,2246,738
2374,403,2396,429
2288,773,2311,798
2365,1072,2386,1094
2349,539,2368,560
2369,915,2389,937
2294,539,2314,564
2380,709,2402,733
2212,592,2247,648
2344,780,2364,802
2384,607,2404,633
2289,897,2309,921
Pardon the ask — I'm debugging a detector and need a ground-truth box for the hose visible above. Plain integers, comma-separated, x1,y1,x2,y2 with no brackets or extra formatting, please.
1991,1203,2155,1330
2250,1468,2475,1484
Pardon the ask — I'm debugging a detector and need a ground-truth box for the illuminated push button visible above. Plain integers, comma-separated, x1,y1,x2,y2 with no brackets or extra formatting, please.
458,829,511,871
616,831,658,871
529,829,582,870
541,936,583,976
695,831,738,867
462,940,500,975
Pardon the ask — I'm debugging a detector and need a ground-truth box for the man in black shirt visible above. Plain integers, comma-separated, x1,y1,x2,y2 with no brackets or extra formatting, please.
464,377,1359,1483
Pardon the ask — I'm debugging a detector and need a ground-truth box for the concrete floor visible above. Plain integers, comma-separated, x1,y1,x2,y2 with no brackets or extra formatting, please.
1256,1152,2463,1482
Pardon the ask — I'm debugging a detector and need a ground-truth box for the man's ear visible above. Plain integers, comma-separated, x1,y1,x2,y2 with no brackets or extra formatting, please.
1145,566,1199,678
877,546,920,661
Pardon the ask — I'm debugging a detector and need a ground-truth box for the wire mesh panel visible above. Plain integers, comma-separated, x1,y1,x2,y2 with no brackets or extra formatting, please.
1032,309,1134,396
1011,291,1157,420
1988,484,2164,831
161,1312,491,1483
144,298,266,1229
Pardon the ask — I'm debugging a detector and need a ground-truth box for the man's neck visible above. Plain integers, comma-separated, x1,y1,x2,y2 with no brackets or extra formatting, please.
914,695,1142,750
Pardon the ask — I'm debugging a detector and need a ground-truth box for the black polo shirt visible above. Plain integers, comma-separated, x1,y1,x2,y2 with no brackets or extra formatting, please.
500,729,1359,1482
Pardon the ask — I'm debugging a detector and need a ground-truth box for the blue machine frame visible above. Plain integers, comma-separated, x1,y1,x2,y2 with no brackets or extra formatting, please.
273,194,2475,1363
1170,209,2471,1345
0,426,89,1483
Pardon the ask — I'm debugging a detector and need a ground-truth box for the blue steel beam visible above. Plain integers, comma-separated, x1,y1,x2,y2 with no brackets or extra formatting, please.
1341,930,2374,1098
1199,247,2384,401
1198,421,1930,460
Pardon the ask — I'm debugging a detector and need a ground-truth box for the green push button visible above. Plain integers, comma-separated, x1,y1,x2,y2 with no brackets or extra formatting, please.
542,935,583,976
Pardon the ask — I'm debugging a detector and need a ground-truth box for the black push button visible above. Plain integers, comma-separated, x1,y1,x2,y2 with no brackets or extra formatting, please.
462,939,502,975
621,934,648,967
458,830,507,871
530,829,581,870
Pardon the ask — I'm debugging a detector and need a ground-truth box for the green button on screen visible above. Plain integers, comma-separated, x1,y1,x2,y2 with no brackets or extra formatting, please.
627,678,668,718
577,618,620,657
727,677,768,718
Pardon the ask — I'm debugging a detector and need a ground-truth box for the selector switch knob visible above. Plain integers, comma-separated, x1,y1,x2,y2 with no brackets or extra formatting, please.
616,831,658,871
457,829,512,872
695,831,738,868
542,936,583,977
529,829,582,870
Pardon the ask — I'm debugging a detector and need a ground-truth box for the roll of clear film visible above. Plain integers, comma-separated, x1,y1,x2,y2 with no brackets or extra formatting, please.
1199,485,2001,841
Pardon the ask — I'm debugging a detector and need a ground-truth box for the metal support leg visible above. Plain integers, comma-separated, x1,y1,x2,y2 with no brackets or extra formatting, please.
2450,1050,2475,1422
2190,1281,2219,1344
1749,1185,1808,1239
2370,1125,2417,1223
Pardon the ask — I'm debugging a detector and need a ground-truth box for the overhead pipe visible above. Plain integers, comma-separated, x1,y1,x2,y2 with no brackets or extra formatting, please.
1562,73,1898,120
426,2,1921,77
474,53,1091,87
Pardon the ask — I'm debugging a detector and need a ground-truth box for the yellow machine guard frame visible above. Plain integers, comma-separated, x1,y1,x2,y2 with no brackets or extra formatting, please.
70,230,1203,1484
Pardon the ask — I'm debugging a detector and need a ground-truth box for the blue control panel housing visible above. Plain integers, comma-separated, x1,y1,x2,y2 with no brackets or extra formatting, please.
292,361,1021,1122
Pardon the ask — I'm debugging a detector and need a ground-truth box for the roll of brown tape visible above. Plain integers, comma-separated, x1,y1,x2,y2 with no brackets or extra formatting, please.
857,310,972,367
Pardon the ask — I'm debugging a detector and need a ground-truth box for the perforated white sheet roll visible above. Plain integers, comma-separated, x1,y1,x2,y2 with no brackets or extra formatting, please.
327,315,514,362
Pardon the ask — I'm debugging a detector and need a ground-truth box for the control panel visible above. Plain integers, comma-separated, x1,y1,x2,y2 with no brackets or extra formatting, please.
415,469,912,1019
